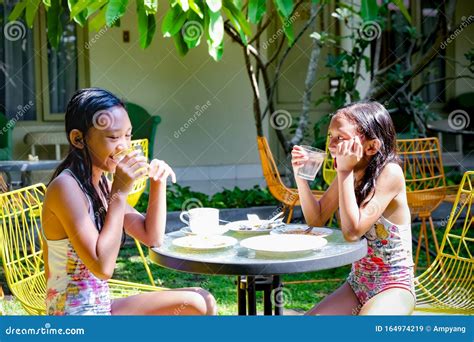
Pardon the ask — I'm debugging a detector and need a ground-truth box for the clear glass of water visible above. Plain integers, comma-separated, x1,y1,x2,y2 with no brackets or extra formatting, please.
297,145,327,181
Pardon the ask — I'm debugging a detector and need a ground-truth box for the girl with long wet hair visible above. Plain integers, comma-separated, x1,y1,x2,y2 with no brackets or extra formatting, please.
292,102,415,315
42,88,217,315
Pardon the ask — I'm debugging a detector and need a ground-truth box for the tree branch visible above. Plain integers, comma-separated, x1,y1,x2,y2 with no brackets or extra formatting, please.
262,3,324,121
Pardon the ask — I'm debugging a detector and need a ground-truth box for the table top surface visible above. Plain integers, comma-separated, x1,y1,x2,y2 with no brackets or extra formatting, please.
0,160,61,171
150,226,367,276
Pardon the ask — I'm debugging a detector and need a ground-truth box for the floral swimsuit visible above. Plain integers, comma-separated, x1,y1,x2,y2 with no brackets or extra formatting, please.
44,169,111,315
347,216,415,305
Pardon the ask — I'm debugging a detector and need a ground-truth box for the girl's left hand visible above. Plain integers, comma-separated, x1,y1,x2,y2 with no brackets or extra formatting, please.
148,159,177,184
335,136,363,172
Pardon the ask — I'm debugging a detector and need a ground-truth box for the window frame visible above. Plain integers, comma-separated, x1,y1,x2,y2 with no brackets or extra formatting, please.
35,5,90,123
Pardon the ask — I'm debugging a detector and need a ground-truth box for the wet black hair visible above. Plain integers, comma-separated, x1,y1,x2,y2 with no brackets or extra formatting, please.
334,101,399,207
50,87,125,234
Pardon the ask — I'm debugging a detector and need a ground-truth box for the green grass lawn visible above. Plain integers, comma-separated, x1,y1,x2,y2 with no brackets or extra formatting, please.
1,222,462,315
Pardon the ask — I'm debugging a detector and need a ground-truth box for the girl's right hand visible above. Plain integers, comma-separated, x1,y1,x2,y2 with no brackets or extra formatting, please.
291,145,309,176
112,150,149,195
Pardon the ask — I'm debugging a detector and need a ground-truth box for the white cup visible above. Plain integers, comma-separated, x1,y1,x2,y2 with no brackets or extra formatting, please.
179,208,221,235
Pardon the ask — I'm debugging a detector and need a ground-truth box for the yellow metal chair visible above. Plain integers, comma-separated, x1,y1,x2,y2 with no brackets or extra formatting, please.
414,171,473,314
257,136,324,223
322,135,336,186
397,138,447,271
0,183,165,315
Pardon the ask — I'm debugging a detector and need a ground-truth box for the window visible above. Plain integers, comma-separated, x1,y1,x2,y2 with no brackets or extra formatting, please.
0,0,37,121
0,0,88,122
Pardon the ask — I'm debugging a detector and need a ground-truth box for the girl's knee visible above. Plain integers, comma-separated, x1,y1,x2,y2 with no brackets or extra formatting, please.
185,288,217,315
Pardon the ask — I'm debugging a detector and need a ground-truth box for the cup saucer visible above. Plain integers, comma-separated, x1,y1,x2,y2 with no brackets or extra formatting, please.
179,225,229,236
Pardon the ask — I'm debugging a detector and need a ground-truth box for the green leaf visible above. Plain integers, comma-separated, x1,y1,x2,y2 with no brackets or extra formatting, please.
25,0,41,28
47,0,62,48
182,12,203,48
161,5,187,37
69,0,89,26
42,0,52,7
208,9,224,47
274,0,293,18
177,0,189,11
223,0,251,43
8,1,26,21
206,0,222,12
248,0,266,24
360,0,378,21
106,0,129,27
89,5,107,31
391,0,412,24
173,31,189,56
208,39,223,61
278,10,294,44
69,0,90,17
137,1,157,48
144,0,158,14
86,0,107,18
189,0,203,18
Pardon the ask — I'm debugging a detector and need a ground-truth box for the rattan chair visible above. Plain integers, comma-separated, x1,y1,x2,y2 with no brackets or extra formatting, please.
397,138,447,271
414,171,473,314
0,183,164,315
257,136,324,223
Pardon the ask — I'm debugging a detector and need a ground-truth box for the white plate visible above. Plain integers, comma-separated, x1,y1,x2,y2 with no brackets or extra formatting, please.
178,225,229,236
240,235,327,256
172,235,237,250
225,220,282,234
270,225,333,238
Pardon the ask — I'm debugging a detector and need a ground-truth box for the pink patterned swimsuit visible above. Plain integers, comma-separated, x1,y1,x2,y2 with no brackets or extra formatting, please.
347,216,415,305
44,169,111,315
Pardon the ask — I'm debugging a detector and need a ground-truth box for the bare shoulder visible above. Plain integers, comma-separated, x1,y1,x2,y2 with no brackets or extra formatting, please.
45,172,88,210
377,162,405,191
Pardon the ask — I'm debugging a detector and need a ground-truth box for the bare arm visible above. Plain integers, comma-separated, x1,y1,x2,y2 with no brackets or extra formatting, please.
335,137,405,241
122,159,176,247
46,176,128,280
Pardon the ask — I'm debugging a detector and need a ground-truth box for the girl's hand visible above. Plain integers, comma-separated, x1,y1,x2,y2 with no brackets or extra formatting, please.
335,136,363,172
291,145,309,176
148,159,177,184
112,151,149,194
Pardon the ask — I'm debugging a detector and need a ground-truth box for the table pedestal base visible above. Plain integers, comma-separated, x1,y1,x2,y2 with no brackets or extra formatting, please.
237,275,283,316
